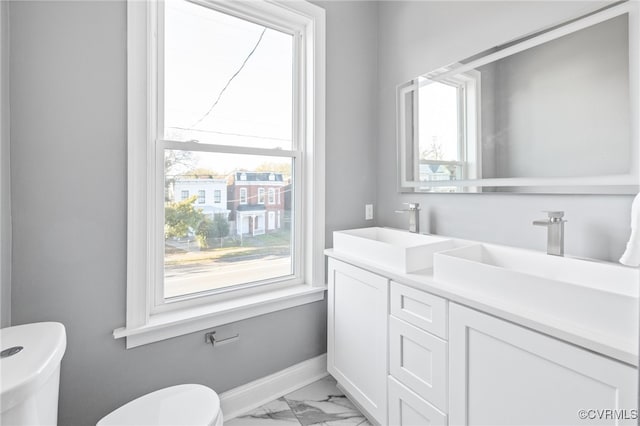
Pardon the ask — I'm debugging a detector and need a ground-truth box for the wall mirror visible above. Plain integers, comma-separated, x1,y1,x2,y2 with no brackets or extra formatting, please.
397,2,639,194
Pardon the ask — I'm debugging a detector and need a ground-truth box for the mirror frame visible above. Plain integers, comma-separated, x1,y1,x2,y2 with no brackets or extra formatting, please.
397,2,640,194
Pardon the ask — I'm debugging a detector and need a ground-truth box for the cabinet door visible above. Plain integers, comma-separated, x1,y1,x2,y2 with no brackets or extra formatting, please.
328,259,388,424
388,376,447,426
449,303,637,426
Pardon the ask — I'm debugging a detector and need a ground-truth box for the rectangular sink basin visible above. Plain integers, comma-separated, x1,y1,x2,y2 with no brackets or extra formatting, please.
333,227,454,273
434,244,639,343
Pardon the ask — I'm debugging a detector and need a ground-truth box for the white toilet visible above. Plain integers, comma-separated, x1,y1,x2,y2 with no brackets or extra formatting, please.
97,384,223,426
0,322,67,426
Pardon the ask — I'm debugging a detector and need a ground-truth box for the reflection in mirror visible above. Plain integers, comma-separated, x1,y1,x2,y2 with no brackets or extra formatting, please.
398,3,638,194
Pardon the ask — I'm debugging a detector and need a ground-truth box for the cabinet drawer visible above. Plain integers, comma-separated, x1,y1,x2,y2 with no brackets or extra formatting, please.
391,281,447,339
388,376,447,426
389,316,448,412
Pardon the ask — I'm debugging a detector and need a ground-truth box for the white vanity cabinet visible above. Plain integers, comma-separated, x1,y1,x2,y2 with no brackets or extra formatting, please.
449,303,637,426
327,254,638,426
327,258,388,424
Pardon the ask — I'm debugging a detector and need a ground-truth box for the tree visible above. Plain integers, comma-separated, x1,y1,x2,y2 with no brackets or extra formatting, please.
195,213,230,248
165,150,195,201
421,138,445,161
182,168,223,179
195,217,213,249
165,196,204,240
212,214,230,247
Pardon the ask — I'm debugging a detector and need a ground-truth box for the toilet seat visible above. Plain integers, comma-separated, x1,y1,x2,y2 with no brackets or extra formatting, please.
97,384,223,426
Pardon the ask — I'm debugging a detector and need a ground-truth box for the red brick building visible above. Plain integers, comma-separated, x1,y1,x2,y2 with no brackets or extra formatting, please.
227,171,287,236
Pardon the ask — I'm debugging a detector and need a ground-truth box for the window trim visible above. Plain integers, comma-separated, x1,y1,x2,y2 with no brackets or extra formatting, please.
239,187,247,205
117,0,326,349
406,71,482,190
258,187,265,204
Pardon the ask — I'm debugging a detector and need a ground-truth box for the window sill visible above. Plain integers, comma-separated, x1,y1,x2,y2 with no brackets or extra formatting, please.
113,285,326,348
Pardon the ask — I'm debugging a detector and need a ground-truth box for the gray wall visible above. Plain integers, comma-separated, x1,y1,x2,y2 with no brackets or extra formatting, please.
377,1,634,262
315,0,378,246
9,1,378,425
1,0,9,328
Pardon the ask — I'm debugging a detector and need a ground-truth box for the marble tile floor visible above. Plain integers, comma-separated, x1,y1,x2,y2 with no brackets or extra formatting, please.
226,376,372,426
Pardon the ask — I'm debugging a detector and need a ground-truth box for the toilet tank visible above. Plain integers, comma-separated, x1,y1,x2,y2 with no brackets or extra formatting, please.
1,322,67,425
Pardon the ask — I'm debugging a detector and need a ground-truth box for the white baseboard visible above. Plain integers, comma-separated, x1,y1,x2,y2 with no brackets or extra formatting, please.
219,353,329,421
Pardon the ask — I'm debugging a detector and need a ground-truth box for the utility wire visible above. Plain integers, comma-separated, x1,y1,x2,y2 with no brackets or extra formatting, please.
190,28,268,128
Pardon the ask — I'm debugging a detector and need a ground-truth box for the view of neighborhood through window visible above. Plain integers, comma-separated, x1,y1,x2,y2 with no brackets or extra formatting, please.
418,80,465,182
162,0,295,299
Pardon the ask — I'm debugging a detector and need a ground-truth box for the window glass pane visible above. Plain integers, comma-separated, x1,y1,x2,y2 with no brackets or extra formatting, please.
164,149,294,298
164,1,294,150
418,82,460,162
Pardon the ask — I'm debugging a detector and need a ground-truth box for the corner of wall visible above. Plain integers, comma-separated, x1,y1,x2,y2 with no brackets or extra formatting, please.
373,0,381,227
1,0,11,328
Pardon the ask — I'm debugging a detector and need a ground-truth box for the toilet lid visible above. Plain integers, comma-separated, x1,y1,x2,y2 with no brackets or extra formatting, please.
97,384,221,426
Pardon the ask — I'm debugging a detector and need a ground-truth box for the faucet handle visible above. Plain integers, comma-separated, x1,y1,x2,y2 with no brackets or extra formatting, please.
543,211,565,219
404,202,420,210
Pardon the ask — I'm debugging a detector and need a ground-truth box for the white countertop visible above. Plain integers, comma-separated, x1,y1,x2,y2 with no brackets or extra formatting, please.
325,248,638,367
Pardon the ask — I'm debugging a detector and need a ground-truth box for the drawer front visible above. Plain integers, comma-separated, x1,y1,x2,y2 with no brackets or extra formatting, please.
389,316,448,412
388,376,447,426
390,281,447,339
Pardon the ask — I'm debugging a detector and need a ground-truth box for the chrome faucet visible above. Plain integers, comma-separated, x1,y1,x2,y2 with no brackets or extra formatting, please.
533,211,566,256
395,203,421,233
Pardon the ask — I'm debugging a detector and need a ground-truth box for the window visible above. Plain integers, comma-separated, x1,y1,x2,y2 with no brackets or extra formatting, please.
417,80,465,182
258,188,265,204
197,190,205,204
180,190,189,200
214,189,221,204
398,73,480,193
416,74,479,191
120,0,326,348
268,188,275,204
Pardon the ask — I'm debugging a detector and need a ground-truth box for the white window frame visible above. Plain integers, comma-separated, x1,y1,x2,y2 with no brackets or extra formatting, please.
414,76,479,176
268,188,276,204
239,187,247,205
258,187,265,204
214,189,221,204
116,0,326,348
197,190,205,204
400,71,481,193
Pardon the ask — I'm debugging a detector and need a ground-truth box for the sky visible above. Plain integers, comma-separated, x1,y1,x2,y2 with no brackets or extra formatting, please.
164,0,294,174
418,81,460,163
